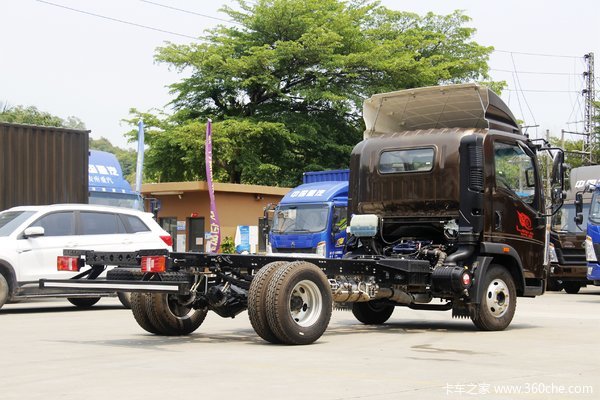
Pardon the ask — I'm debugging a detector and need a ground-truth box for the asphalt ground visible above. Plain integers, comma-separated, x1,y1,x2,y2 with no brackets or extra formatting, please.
1,288,599,400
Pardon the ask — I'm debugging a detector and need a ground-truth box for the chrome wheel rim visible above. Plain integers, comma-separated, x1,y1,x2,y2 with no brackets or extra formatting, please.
485,278,510,318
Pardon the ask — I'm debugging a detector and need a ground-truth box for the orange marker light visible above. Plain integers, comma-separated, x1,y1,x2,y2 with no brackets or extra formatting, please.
57,256,80,272
141,256,167,273
503,247,510,253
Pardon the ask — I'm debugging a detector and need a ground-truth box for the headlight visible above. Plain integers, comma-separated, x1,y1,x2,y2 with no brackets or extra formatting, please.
549,243,558,263
316,241,326,257
585,236,597,262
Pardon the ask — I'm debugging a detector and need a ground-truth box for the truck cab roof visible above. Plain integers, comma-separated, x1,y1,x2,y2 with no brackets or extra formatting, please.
280,181,348,205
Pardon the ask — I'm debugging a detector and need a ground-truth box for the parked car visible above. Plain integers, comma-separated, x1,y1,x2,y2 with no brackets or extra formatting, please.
0,204,172,309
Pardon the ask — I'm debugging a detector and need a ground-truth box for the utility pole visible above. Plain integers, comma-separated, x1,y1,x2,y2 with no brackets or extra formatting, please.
582,52,596,164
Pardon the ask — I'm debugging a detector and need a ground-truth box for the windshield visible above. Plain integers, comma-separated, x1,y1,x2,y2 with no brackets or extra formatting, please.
272,204,329,234
552,203,588,233
89,192,145,211
589,191,600,225
0,211,35,237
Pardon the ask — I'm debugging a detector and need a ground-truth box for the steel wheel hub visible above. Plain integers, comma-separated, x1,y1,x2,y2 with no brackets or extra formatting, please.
289,279,322,327
485,278,510,318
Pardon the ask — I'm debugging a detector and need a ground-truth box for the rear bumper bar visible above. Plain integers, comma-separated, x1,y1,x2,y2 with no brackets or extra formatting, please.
39,279,190,295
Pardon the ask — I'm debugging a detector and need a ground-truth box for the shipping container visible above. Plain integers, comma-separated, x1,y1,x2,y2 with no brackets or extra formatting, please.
0,122,89,211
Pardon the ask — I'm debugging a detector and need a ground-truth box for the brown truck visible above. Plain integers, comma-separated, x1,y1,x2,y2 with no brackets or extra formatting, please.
40,83,565,344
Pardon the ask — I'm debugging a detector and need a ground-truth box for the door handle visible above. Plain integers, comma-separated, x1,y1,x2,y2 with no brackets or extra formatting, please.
494,211,502,230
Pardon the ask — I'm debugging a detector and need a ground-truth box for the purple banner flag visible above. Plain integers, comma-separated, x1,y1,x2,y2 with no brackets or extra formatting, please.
205,119,221,253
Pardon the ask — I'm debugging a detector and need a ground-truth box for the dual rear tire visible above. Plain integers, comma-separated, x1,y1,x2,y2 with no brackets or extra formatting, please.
130,292,208,336
248,261,332,345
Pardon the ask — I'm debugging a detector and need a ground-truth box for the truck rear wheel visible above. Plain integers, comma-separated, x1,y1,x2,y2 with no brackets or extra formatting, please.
117,292,132,309
248,261,289,343
352,301,395,324
470,265,516,331
0,273,9,310
67,297,100,308
265,261,332,345
130,292,160,334
146,293,208,336
106,267,144,281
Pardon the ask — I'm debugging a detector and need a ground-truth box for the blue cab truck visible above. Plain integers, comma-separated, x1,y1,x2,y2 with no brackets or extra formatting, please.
88,150,144,210
268,170,348,258
581,175,600,285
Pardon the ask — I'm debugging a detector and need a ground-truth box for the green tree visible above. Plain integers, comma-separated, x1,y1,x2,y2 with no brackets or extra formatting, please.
0,104,85,129
132,0,494,186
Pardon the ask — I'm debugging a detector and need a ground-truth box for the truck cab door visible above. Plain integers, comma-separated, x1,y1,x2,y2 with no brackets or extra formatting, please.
487,137,546,279
331,205,348,258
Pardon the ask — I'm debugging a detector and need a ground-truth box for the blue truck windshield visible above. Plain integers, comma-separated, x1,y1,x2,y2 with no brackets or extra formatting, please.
589,191,600,224
272,204,329,234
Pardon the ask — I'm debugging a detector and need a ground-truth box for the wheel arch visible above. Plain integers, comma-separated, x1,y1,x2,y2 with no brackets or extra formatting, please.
472,244,527,302
0,260,18,298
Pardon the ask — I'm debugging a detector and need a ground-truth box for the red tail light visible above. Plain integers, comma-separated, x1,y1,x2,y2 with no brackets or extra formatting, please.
141,256,167,273
57,256,81,272
160,235,173,247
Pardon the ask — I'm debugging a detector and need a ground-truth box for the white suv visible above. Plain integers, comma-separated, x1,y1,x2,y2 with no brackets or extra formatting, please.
0,204,172,309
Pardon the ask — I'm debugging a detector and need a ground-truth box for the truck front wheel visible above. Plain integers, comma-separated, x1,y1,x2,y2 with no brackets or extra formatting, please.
146,293,208,336
265,261,332,345
248,261,289,343
562,281,582,294
470,265,516,331
352,301,395,324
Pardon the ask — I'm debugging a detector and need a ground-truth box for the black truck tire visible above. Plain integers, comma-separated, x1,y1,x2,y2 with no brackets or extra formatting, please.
0,273,9,310
130,292,161,334
248,261,289,343
265,261,332,345
67,297,101,308
562,282,581,294
352,301,395,325
117,292,132,309
470,264,516,331
146,293,208,336
546,279,563,292
106,267,144,281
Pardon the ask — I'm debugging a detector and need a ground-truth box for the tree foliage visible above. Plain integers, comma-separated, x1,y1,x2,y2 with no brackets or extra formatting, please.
0,104,85,129
131,0,494,186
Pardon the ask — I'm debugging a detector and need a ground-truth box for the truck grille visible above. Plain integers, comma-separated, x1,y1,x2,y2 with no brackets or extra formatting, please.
556,248,586,265
273,247,316,254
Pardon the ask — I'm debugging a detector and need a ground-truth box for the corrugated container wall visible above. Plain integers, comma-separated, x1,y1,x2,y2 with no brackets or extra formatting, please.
0,122,89,211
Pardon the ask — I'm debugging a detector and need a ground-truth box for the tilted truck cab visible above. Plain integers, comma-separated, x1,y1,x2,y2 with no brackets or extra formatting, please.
347,83,552,308
39,83,565,345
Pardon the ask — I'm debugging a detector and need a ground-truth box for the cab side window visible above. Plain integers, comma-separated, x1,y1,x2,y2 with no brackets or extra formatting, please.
30,212,75,236
333,206,348,231
494,142,537,206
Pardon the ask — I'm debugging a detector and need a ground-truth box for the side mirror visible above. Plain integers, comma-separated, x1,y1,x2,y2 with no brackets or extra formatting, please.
23,226,45,238
551,151,564,186
574,192,584,225
575,193,583,214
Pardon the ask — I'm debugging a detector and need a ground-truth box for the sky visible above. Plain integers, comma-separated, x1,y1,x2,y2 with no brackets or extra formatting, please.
1,0,599,149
